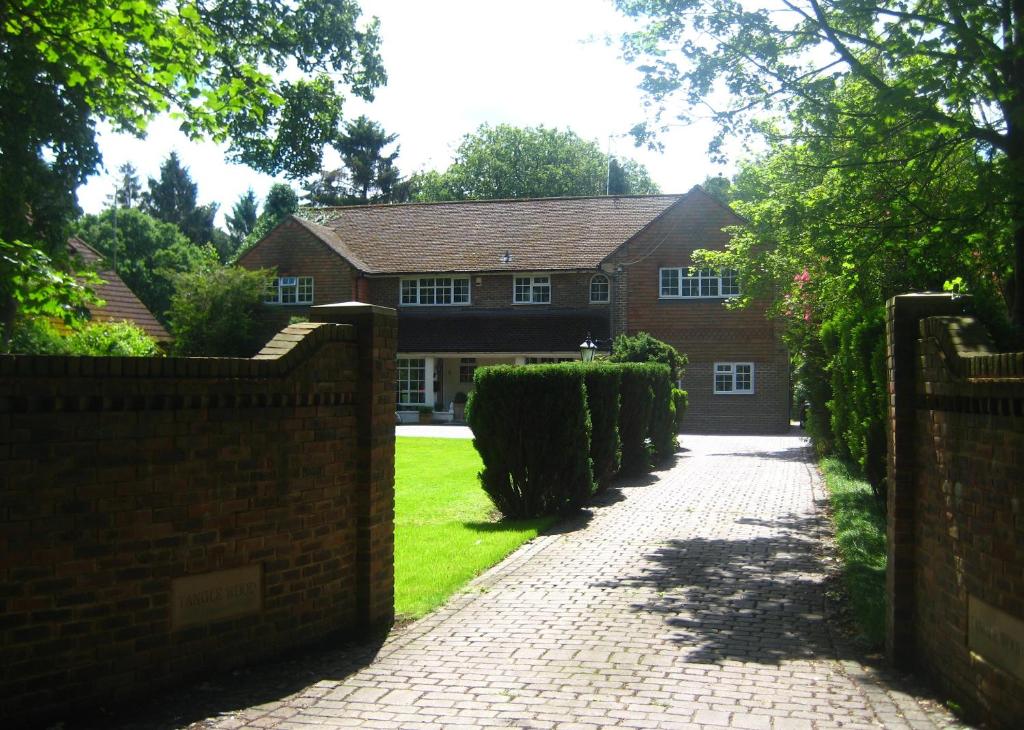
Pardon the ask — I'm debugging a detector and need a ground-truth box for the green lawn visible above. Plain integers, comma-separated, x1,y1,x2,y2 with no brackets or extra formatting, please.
820,457,888,647
394,437,554,619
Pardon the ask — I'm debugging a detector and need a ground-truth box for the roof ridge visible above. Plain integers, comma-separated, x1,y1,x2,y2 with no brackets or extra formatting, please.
297,193,686,214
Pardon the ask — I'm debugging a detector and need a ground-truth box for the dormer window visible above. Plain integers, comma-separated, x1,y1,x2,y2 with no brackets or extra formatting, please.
265,276,313,305
590,274,610,303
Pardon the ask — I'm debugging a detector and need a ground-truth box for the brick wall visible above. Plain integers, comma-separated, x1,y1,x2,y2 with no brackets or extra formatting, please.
368,271,610,311
0,304,397,726
886,293,1024,729
606,194,790,433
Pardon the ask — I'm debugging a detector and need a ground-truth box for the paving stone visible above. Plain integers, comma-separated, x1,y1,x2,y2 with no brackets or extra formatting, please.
176,434,962,730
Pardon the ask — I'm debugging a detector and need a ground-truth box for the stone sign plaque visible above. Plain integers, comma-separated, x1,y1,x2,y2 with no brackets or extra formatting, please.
171,565,262,630
968,595,1024,682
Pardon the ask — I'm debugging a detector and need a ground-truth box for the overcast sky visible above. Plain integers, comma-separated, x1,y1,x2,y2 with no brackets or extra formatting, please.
77,0,739,225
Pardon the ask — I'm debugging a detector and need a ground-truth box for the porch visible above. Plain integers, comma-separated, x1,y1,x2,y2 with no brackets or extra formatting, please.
396,353,578,424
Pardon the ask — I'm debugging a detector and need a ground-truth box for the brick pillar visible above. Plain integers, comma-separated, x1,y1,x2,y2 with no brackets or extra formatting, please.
885,293,968,666
311,302,397,628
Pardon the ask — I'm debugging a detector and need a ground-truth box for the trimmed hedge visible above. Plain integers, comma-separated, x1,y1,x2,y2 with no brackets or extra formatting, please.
575,362,621,491
671,388,688,433
467,364,594,518
649,368,676,461
617,363,657,475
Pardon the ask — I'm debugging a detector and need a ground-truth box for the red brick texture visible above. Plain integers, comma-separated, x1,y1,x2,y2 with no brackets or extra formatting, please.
885,294,1024,729
605,195,790,433
0,306,397,725
237,218,359,345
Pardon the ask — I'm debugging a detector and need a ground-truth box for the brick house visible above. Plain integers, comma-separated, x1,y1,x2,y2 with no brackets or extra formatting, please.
238,187,789,433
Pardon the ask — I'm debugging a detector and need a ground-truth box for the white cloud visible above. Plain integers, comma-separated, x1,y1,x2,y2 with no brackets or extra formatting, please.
77,0,737,227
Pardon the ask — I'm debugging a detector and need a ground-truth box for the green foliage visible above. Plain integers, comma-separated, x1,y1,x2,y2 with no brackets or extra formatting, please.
575,363,622,491
823,308,888,495
617,363,657,475
225,188,259,258
305,116,407,205
647,364,677,462
115,162,143,209
238,184,300,256
74,207,205,323
685,78,1013,488
820,457,887,648
412,124,660,201
394,437,553,618
166,262,273,356
671,388,688,433
1,0,384,336
0,239,100,350
468,364,593,518
64,320,161,356
142,152,218,246
9,317,159,356
617,0,1024,492
5,0,385,177
609,331,687,381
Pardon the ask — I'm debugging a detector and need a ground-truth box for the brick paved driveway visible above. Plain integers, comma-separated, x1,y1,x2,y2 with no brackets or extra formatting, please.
199,434,960,729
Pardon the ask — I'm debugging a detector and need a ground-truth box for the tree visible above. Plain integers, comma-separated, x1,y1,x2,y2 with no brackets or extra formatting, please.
305,116,406,205
116,163,143,209
167,260,274,356
225,189,260,254
0,240,100,350
413,124,660,201
75,207,208,322
1,0,384,334
608,332,688,382
142,152,219,246
691,77,1012,484
615,0,1024,324
607,159,628,195
238,184,300,255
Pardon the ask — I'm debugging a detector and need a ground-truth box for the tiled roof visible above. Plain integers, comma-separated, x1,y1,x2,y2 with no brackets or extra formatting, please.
295,193,687,274
68,237,172,343
397,308,610,354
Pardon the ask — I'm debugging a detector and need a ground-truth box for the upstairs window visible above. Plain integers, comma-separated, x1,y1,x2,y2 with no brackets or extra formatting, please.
714,363,754,394
513,275,551,304
265,276,314,305
659,268,740,299
401,277,470,305
590,274,610,303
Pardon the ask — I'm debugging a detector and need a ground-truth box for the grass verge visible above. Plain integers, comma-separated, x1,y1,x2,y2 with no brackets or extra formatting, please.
395,437,555,619
819,456,887,647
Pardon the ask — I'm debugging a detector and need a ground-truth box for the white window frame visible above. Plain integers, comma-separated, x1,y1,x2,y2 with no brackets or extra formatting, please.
589,274,610,303
459,357,476,384
265,276,314,305
714,362,755,395
659,268,740,299
397,358,427,405
400,276,471,306
513,274,551,304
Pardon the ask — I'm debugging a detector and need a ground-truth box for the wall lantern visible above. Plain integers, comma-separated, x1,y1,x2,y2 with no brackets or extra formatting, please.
579,333,598,363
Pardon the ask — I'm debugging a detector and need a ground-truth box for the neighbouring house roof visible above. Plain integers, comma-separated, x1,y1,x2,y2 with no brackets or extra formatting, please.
68,237,172,343
397,308,610,354
293,193,688,274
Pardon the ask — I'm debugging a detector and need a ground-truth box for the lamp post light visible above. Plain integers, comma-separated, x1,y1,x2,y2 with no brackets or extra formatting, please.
579,333,598,363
